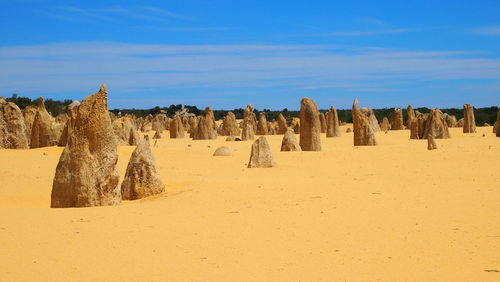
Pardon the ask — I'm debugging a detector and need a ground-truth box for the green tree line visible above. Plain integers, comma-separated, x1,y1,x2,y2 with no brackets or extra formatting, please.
3,94,498,125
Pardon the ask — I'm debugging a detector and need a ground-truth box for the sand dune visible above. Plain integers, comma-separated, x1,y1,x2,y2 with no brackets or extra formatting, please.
1,126,499,281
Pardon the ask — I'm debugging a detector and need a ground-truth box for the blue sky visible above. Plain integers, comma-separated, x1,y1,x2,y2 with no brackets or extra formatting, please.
1,0,500,110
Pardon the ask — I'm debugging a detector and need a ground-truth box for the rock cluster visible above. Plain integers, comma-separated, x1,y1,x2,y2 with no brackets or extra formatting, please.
112,116,140,146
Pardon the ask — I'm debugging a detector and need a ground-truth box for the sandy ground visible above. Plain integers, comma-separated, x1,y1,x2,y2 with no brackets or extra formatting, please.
1,125,499,281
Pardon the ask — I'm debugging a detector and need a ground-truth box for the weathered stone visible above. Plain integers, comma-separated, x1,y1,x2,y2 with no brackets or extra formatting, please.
153,130,162,139
325,106,341,137
58,101,80,146
51,84,121,208
267,121,278,135
292,118,300,134
0,97,29,149
427,134,437,150
22,105,38,139
352,99,377,146
390,108,404,130
213,146,232,156
170,116,185,138
380,117,390,131
188,116,198,138
218,112,240,136
193,106,217,140
113,116,140,146
406,105,415,129
244,104,257,133
463,104,476,133
121,135,165,200
278,113,288,134
248,136,276,168
256,112,268,135
494,110,500,136
30,97,62,148
319,112,327,133
299,97,321,151
241,118,255,141
424,109,450,139
281,129,301,151
444,114,458,127
364,108,381,132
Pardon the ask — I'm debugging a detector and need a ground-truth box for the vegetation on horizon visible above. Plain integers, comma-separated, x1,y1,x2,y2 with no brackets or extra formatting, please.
3,93,498,125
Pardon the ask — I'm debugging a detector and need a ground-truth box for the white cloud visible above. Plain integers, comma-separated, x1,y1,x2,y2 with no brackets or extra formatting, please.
471,26,500,36
0,42,499,100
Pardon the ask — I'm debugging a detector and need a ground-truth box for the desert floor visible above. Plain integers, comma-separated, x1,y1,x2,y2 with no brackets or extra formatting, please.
1,125,499,281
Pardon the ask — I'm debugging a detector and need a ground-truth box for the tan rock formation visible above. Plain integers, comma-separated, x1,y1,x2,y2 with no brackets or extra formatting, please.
380,117,390,131
256,112,268,135
0,97,29,149
193,106,217,140
390,108,404,130
113,116,140,146
247,136,276,168
170,116,185,138
22,105,38,139
326,106,341,137
319,112,327,133
444,114,458,127
121,135,165,200
280,129,301,151
30,97,62,148
218,112,240,136
51,84,121,208
299,97,321,151
424,109,450,139
406,105,415,129
278,113,287,134
213,146,232,156
427,134,437,150
494,110,500,136
463,104,476,133
58,101,80,146
244,104,257,134
241,118,255,141
153,130,162,139
352,99,377,146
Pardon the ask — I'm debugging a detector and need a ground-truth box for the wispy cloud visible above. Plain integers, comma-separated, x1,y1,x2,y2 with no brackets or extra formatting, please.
471,26,500,36
41,5,191,23
319,28,414,36
1,42,499,98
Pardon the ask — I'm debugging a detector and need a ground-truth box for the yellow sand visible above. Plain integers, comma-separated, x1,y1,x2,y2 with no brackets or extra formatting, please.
1,126,499,281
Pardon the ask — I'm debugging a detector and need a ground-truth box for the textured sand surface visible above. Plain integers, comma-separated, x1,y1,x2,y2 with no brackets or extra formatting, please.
1,126,499,281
